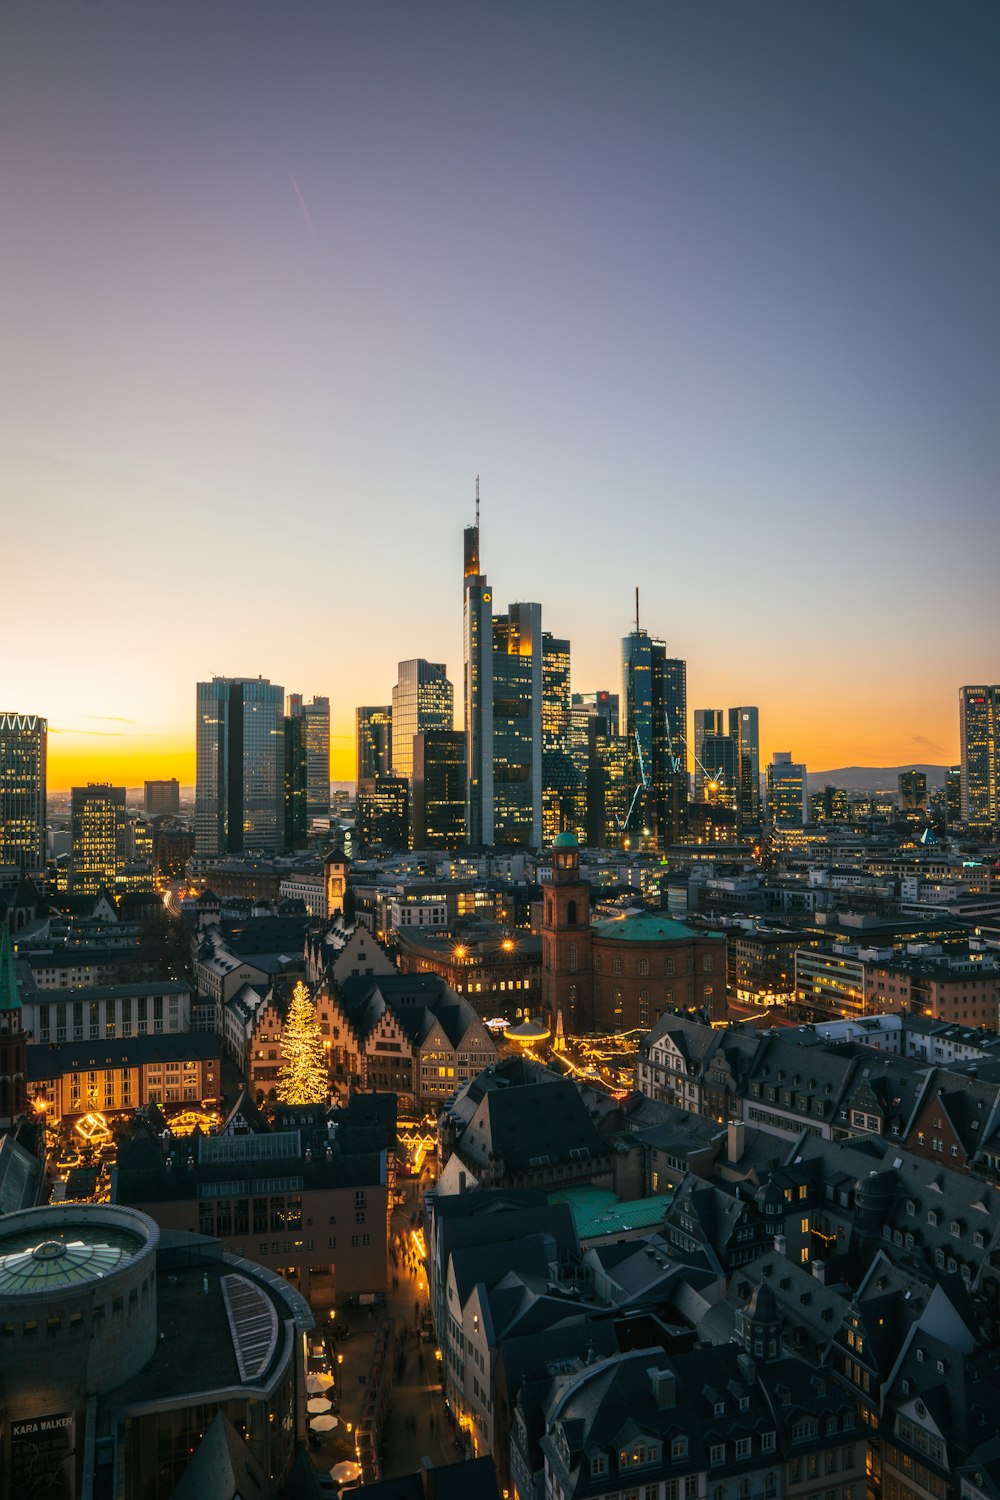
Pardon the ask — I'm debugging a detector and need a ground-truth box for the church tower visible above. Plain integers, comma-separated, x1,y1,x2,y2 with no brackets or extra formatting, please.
540,832,593,1037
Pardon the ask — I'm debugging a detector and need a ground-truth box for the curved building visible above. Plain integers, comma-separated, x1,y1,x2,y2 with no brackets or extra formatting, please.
0,1203,312,1500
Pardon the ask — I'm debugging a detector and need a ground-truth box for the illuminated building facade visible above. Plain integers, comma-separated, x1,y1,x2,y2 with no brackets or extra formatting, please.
356,775,409,850
946,763,962,826
767,751,807,827
810,785,850,823
463,512,546,847
959,684,999,832
412,730,466,848
288,693,330,823
728,705,761,829
898,768,928,812
570,692,624,846
391,660,453,781
71,783,127,894
699,727,737,810
620,628,687,849
195,677,285,856
541,633,577,843
356,704,392,780
693,709,723,801
0,712,47,874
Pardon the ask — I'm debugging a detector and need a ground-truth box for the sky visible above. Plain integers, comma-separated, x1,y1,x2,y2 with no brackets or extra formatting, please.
2,2,997,789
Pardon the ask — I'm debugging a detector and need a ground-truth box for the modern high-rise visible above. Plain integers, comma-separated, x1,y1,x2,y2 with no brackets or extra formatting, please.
700,731,737,810
570,692,624,846
288,694,330,824
898,769,928,812
195,677,285,855
767,752,807,827
284,711,308,848
71,784,127,894
143,779,180,818
959,685,999,832
728,706,761,829
945,764,962,826
693,709,724,801
620,626,687,849
391,661,453,781
463,510,544,847
541,633,576,844
357,706,392,781
356,775,409,850
0,713,47,874
412,731,467,849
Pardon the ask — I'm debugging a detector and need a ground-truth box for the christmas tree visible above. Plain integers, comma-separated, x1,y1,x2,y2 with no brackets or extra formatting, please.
276,982,328,1105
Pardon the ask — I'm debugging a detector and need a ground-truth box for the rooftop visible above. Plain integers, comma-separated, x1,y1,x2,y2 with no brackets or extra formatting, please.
549,1186,669,1240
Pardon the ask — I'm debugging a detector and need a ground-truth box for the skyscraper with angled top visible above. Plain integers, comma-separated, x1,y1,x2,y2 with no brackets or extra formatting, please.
620,607,687,850
463,491,546,847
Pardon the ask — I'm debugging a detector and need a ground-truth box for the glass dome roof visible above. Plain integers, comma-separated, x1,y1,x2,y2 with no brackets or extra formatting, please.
0,1224,143,1293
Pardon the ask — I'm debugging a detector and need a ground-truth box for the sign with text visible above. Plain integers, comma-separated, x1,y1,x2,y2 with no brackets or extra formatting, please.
10,1411,76,1500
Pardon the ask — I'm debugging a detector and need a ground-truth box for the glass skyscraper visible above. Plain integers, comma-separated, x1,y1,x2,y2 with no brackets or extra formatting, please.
357,706,392,781
728,706,761,829
620,629,687,849
960,685,999,831
391,661,453,781
196,677,285,855
0,713,47,874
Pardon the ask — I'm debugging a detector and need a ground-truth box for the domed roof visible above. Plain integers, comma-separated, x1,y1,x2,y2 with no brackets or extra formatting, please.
0,1226,143,1294
592,912,698,943
552,831,579,849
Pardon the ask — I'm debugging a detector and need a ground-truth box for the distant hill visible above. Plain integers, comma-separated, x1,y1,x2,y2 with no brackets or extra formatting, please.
808,764,948,793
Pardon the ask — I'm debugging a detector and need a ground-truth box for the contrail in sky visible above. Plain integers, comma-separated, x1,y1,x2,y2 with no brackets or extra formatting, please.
290,174,320,249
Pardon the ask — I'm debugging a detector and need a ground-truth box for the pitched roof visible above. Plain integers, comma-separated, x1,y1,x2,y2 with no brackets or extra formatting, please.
0,924,21,1012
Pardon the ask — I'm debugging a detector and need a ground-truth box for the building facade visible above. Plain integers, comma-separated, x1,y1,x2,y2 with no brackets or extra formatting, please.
620,626,687,849
0,712,47,874
356,705,392,780
71,783,127,894
411,730,467,848
195,676,285,856
391,660,453,782
959,685,999,832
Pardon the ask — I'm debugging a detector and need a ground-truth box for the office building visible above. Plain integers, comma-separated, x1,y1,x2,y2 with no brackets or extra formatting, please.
700,730,737,809
143,779,180,818
287,693,330,823
283,709,307,848
620,623,687,849
463,509,545,847
811,785,850,823
412,730,466,848
356,775,409,850
195,677,284,855
946,763,962,826
767,751,807,827
71,783,127,894
0,712,47,874
391,660,453,781
692,709,723,801
570,692,623,846
728,705,761,828
356,705,392,781
541,633,577,844
959,685,999,832
898,768,928,812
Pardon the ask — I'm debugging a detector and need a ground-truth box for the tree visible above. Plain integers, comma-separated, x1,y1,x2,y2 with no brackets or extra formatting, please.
276,982,329,1105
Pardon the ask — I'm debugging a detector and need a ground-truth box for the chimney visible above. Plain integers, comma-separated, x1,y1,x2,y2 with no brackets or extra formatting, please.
727,1120,745,1163
812,1259,826,1285
648,1367,676,1409
774,1234,787,1257
419,1455,435,1499
458,1171,467,1194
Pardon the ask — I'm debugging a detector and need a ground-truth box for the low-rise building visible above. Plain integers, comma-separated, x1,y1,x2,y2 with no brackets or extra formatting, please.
21,979,192,1044
28,1032,221,1120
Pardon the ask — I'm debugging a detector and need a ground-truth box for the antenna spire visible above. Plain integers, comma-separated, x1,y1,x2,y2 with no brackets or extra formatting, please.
635,586,640,634
475,474,480,531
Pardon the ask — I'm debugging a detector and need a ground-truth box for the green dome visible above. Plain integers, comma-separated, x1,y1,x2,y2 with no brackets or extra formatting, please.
552,831,579,849
592,912,697,943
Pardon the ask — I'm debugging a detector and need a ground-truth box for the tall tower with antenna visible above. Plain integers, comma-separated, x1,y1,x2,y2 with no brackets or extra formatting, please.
620,591,687,849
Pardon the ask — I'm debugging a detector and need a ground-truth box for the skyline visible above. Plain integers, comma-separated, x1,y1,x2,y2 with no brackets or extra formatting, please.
3,3,998,789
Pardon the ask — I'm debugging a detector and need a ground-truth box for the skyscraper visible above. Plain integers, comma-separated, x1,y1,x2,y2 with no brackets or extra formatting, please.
570,692,624,846
767,752,807,827
898,769,928,813
463,503,545,847
71,784,127,894
356,706,392,781
728,706,761,830
693,709,724,802
541,633,576,844
0,713,47,874
144,779,180,818
412,731,467,849
959,685,999,832
391,661,453,781
284,711,308,848
302,697,331,824
620,622,687,849
195,677,285,855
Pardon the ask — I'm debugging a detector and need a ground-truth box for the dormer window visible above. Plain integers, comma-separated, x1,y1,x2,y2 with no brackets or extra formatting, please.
590,1454,608,1477
714,1401,725,1415
671,1437,688,1459
950,1221,960,1237
927,1210,938,1227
